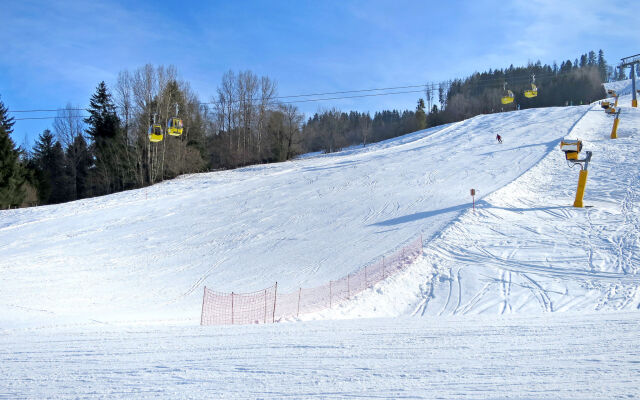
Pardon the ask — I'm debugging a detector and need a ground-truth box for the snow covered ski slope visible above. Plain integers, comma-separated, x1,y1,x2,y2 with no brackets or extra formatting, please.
1,105,596,327
2,92,640,398
2,312,639,399
329,95,640,320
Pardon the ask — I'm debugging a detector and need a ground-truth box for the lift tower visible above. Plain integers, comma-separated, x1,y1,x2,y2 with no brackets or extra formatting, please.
621,53,640,107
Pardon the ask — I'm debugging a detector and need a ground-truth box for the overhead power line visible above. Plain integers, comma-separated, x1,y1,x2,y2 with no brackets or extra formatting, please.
10,84,432,115
12,88,431,120
13,115,91,121
9,68,582,120
10,108,86,113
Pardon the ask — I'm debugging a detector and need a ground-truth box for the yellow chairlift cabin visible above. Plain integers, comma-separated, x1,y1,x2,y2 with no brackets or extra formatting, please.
524,74,537,98
560,139,582,161
501,83,515,104
168,118,183,136
149,113,163,143
167,104,184,137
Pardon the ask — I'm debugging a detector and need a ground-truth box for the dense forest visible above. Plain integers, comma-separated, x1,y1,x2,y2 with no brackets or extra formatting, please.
0,49,624,208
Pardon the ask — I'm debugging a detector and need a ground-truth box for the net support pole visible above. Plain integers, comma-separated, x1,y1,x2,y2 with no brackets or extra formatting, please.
297,287,301,318
231,292,235,325
200,286,206,326
347,274,350,298
272,282,278,323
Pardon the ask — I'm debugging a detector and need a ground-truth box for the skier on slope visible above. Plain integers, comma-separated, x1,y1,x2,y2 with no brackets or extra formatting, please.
496,134,502,144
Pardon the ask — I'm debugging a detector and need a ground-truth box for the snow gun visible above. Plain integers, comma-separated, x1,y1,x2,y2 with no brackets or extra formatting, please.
611,108,621,139
560,139,592,208
607,89,620,108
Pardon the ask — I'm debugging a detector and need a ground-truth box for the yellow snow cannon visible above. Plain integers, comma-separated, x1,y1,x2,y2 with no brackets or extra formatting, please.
560,139,582,161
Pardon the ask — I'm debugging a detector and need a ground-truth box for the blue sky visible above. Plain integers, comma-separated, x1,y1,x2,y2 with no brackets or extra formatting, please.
2,0,639,147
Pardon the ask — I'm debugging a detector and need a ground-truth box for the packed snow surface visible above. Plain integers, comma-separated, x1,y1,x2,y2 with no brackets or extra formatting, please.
2,88,640,397
2,312,639,399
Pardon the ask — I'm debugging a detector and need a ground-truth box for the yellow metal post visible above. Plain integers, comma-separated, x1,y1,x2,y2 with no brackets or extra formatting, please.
611,117,620,139
633,99,638,108
573,169,588,208
614,96,619,107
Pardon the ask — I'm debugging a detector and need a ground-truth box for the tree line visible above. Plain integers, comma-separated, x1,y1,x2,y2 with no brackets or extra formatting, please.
300,50,613,154
0,49,615,208
435,49,609,122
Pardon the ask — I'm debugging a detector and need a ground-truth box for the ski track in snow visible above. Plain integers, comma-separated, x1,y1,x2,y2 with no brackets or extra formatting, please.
1,312,639,399
322,93,640,321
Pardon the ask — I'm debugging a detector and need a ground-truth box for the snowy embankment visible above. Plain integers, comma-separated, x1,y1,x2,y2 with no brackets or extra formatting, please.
328,94,640,319
604,78,637,96
1,105,591,328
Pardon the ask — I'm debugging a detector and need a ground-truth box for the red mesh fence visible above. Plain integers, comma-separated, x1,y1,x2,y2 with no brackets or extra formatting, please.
201,235,423,325
200,286,277,325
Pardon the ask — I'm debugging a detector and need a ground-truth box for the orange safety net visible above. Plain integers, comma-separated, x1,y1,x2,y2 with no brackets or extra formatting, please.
201,235,423,325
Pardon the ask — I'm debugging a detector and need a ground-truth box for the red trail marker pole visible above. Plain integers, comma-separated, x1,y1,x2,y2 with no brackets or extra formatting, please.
470,188,476,210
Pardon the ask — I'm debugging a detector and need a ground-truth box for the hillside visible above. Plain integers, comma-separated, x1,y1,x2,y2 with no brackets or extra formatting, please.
2,91,640,399
327,90,640,320
1,103,605,328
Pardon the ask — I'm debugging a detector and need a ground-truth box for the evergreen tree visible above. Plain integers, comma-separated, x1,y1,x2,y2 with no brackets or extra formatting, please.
32,129,68,204
0,122,26,208
597,50,608,82
49,142,68,203
31,129,55,202
65,135,91,199
0,96,25,208
616,66,627,81
0,96,15,135
415,98,427,130
85,81,123,194
580,54,587,68
85,82,119,140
